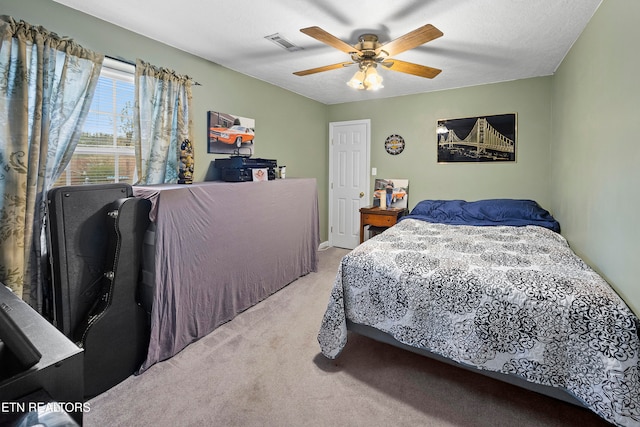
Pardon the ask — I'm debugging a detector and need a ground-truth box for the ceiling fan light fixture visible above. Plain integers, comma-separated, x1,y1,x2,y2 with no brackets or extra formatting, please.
347,69,366,89
347,64,383,91
364,66,384,91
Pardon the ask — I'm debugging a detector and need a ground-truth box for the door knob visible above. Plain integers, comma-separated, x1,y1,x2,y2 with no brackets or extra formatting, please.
359,192,364,198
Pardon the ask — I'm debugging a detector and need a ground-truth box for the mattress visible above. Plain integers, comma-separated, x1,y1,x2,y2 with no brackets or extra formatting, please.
318,217,640,426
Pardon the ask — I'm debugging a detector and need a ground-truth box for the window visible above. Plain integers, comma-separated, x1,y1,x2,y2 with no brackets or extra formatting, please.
53,58,136,187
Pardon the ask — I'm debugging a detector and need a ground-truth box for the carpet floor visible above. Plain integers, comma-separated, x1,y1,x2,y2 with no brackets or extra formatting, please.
86,247,611,427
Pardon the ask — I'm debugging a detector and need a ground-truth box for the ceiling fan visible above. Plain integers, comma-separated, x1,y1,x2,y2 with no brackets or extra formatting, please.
293,24,443,90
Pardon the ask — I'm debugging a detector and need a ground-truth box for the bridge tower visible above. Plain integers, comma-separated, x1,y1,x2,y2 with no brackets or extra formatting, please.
477,118,486,154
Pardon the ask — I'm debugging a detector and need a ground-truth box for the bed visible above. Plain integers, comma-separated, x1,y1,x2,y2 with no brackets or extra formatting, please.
318,199,640,427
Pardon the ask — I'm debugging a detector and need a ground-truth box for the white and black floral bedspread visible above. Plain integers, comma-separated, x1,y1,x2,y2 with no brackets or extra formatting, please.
318,219,640,426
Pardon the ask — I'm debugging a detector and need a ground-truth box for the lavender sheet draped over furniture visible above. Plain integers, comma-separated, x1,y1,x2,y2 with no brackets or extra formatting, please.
134,179,319,372
318,217,640,427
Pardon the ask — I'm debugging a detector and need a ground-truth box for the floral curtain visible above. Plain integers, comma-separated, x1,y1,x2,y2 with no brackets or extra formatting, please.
134,59,192,184
0,15,103,306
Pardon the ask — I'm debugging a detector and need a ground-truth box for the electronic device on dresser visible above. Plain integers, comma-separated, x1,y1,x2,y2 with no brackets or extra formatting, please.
211,155,278,182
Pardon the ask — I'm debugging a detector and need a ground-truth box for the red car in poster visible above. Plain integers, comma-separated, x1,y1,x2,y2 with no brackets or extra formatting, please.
209,125,254,147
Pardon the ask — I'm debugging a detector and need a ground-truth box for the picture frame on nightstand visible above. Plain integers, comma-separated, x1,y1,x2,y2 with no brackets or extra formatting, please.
372,178,409,209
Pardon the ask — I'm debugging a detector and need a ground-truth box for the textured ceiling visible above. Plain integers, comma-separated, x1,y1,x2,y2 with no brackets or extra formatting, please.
53,0,602,105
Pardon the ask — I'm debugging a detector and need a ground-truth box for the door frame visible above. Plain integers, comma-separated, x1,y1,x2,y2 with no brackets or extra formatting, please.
328,119,371,248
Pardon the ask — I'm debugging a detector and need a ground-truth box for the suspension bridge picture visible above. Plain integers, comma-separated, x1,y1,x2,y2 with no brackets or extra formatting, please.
437,113,516,163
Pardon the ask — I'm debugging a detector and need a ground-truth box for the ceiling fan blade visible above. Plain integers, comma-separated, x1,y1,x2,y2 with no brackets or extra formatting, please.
382,59,442,79
300,26,361,55
293,61,354,76
376,24,443,57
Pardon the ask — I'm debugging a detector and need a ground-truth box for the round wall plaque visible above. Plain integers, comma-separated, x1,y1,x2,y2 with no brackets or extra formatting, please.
384,134,405,155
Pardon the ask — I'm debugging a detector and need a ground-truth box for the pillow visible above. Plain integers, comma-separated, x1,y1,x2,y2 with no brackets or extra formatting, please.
406,199,560,232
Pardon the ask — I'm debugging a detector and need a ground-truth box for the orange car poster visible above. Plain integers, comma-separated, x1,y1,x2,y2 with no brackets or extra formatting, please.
207,111,255,155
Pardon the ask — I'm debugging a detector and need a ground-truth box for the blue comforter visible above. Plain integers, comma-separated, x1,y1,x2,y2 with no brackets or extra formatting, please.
401,199,560,232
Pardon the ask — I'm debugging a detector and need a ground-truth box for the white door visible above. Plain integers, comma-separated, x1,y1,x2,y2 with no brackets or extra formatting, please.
329,119,370,249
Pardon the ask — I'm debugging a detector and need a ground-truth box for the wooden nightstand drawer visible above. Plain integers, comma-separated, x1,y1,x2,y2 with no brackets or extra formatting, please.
361,213,396,227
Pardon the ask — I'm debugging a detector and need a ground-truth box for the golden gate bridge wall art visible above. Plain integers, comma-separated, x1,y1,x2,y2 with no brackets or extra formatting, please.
437,113,516,163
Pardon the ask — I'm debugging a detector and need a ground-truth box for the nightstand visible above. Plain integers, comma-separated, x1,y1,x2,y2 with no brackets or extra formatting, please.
359,206,407,243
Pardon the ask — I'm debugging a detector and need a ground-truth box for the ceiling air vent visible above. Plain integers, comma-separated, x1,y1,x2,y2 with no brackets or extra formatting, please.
265,33,303,52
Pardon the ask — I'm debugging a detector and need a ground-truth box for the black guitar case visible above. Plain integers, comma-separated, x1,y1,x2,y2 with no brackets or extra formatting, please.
47,183,133,337
75,197,151,398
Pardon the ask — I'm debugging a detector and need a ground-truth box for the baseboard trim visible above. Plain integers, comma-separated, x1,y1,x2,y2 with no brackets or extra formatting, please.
318,241,331,251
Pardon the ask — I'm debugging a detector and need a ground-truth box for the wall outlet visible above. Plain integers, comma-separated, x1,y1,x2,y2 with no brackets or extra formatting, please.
371,167,377,176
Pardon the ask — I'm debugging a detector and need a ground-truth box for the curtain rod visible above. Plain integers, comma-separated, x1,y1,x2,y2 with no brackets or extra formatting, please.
105,55,202,86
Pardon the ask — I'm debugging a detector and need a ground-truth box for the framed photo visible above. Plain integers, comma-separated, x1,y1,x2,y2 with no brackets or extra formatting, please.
252,168,268,182
373,178,409,209
207,111,255,155
437,113,516,163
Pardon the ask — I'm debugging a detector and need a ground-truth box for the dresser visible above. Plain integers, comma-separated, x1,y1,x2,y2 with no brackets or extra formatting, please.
132,179,320,372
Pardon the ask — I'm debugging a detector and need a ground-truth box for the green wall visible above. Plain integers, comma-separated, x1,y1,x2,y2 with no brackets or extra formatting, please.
327,77,553,211
2,0,330,240
551,0,640,314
